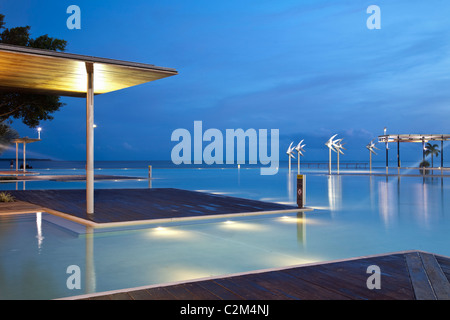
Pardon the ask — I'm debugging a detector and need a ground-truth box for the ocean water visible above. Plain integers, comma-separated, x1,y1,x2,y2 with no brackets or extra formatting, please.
0,162,449,299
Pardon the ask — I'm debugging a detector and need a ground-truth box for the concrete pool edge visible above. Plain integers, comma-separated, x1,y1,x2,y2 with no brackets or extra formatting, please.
35,206,314,228
58,249,450,300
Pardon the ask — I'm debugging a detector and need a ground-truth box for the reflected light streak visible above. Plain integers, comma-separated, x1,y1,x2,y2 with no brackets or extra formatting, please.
327,175,342,212
276,215,319,225
148,227,197,240
155,266,222,284
36,212,44,251
220,220,268,231
377,180,397,227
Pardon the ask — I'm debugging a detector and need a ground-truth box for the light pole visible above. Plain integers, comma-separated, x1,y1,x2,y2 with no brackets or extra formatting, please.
366,139,378,174
294,140,306,174
286,142,296,174
37,127,42,139
334,139,345,175
384,127,388,175
325,134,338,175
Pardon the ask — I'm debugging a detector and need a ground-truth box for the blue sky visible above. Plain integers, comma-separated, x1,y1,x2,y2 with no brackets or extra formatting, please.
2,0,450,163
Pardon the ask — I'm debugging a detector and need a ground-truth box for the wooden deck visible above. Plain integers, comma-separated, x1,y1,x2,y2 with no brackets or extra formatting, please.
0,200,45,215
6,188,304,226
70,251,450,300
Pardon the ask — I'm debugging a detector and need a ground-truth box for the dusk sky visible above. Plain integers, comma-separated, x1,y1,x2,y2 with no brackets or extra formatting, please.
2,0,450,164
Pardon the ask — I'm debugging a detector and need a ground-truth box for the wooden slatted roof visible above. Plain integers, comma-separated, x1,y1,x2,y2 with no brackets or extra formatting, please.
0,43,178,97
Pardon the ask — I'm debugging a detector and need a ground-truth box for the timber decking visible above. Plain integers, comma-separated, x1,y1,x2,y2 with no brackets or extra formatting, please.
7,188,301,225
72,251,450,300
0,200,45,215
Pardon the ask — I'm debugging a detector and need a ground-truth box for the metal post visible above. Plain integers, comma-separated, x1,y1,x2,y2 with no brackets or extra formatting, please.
397,136,400,169
385,140,388,175
422,139,425,162
23,142,26,173
422,139,425,176
328,148,331,175
337,152,340,175
148,165,152,188
15,142,18,172
86,62,94,215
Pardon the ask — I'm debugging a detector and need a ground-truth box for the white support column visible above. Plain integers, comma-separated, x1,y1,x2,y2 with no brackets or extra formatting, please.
23,143,26,173
86,62,94,214
15,142,18,171
328,148,332,175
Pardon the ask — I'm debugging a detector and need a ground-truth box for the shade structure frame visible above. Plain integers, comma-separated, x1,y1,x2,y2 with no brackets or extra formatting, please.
378,134,450,173
0,43,178,97
0,43,178,214
11,137,41,173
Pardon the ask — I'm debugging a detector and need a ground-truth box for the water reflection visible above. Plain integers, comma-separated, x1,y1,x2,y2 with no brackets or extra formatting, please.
327,175,342,213
287,171,294,203
36,212,44,252
296,212,306,246
377,176,397,227
85,226,96,294
377,175,446,229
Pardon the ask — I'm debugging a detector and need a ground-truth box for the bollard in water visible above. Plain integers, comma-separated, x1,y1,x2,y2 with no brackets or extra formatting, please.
297,174,305,208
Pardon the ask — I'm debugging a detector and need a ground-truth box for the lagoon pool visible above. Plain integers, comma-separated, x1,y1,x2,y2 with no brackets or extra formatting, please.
0,167,449,299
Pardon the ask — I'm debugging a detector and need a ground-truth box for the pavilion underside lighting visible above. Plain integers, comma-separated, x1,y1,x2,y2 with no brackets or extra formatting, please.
0,43,178,214
0,44,177,97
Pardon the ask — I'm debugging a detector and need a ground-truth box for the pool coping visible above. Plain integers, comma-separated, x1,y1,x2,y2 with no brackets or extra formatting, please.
59,249,450,300
41,206,313,228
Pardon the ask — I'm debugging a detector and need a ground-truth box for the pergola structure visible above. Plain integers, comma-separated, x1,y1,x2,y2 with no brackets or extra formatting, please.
378,134,450,171
11,137,41,173
0,43,178,214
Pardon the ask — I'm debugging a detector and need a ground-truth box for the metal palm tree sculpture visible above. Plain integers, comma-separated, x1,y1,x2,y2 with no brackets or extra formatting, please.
286,142,296,173
325,134,338,175
366,139,378,173
334,138,346,174
294,140,306,174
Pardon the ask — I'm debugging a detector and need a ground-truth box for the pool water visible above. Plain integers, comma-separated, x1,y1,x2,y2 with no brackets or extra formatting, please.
0,168,449,299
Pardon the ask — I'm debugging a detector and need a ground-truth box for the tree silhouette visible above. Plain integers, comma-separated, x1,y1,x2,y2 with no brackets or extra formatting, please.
425,143,440,168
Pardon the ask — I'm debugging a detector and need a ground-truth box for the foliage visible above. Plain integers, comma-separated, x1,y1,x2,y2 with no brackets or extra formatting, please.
0,13,67,128
419,160,430,175
0,192,15,202
0,122,19,155
424,143,440,168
